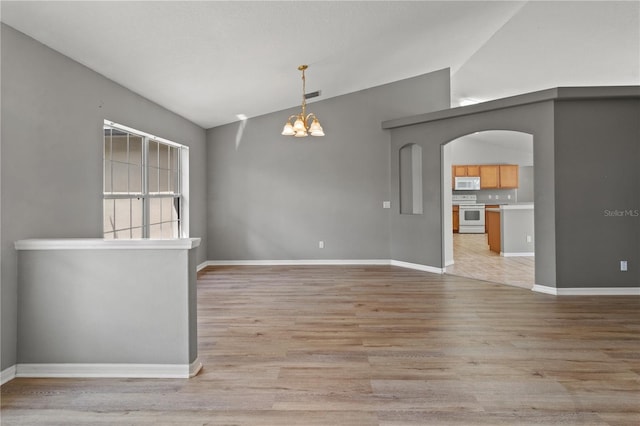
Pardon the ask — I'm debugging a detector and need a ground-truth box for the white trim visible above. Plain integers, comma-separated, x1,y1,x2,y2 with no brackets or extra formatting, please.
104,120,188,150
189,358,203,378
15,357,202,379
202,259,444,274
1,365,16,386
197,261,210,271
180,145,190,238
203,259,390,267
532,284,558,295
501,252,535,257
533,285,640,296
499,204,534,210
15,238,201,251
390,260,444,274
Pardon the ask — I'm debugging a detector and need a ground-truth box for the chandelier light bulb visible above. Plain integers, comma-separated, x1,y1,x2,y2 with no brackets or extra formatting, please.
293,117,305,131
281,122,295,136
309,118,324,136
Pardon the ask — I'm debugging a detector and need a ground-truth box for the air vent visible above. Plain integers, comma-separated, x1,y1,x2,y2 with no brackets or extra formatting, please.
304,90,321,100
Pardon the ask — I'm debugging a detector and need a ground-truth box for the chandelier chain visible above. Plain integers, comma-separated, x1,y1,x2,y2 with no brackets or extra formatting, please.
301,67,306,118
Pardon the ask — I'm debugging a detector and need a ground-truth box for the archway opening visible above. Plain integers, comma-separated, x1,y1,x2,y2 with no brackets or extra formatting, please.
442,130,535,289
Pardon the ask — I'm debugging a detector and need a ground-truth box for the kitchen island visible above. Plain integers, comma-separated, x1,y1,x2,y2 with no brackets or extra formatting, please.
486,204,534,256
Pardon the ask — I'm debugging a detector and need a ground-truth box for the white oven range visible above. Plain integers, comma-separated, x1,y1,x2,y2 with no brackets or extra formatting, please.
453,194,485,234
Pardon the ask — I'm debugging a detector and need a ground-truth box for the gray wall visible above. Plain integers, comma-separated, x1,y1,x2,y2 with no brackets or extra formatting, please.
554,99,640,287
389,102,557,285
206,70,450,261
389,94,639,289
1,24,207,371
518,166,535,203
449,134,533,166
18,248,196,364
501,208,535,254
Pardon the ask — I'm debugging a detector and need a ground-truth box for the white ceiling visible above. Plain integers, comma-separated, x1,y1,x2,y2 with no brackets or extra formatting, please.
1,1,638,129
457,130,533,152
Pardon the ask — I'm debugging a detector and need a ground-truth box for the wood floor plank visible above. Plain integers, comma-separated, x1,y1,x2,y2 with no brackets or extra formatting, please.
2,265,639,425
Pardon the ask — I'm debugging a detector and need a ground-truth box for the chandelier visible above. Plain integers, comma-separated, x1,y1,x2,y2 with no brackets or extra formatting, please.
281,65,325,137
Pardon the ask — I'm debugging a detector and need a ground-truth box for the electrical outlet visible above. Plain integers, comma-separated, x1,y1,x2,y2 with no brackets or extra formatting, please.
620,260,627,271
319,241,324,249
526,235,532,243
383,201,391,209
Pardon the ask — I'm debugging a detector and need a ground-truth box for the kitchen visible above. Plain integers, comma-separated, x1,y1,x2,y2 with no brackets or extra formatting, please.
444,130,535,287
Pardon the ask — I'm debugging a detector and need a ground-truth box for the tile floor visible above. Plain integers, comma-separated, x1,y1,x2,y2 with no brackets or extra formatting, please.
445,233,535,289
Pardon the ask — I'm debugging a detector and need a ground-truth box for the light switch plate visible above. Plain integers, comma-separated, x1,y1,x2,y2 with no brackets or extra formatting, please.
383,201,391,209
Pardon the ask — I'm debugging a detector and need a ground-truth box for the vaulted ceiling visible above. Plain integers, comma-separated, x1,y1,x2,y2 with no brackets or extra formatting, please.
2,1,638,129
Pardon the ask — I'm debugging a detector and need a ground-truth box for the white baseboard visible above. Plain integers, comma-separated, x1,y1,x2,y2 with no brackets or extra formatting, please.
531,284,558,295
189,358,203,378
501,252,535,257
1,365,17,386
202,259,390,267
13,357,203,379
390,260,444,274
202,259,444,274
203,261,635,295
533,285,640,296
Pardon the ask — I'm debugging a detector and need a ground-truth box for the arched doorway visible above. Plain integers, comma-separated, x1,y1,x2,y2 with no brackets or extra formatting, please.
442,130,535,288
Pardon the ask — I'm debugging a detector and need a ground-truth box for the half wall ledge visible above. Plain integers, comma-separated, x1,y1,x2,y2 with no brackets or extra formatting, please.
15,237,201,250
13,237,201,380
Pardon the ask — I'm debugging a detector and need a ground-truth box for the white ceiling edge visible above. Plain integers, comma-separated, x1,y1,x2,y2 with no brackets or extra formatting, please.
1,1,638,129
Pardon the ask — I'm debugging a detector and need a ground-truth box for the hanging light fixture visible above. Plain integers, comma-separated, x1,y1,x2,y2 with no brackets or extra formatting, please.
281,65,325,137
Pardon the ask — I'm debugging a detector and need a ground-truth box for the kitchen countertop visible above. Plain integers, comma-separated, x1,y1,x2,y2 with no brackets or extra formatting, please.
486,203,534,212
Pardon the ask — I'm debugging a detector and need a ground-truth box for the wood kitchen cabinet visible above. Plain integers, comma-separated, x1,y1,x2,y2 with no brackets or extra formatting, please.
480,165,500,188
479,164,519,189
498,164,519,188
453,166,467,177
465,165,480,176
454,164,519,189
485,204,499,233
453,165,480,177
453,205,459,232
486,209,501,253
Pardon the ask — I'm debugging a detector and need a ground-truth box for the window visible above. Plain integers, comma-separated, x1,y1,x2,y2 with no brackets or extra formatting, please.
103,121,188,239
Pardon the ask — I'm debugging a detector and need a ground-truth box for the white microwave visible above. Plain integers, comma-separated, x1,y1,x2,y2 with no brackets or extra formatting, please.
454,176,481,190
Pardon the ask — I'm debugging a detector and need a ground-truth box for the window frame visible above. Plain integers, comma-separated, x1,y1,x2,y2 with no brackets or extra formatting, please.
103,120,189,239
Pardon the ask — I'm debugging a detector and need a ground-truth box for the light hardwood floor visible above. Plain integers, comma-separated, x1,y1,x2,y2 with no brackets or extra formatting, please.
2,265,639,425
446,233,535,289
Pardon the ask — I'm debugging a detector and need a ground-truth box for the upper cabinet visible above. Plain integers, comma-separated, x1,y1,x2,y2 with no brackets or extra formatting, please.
498,165,519,189
453,165,480,177
479,165,500,188
453,164,519,189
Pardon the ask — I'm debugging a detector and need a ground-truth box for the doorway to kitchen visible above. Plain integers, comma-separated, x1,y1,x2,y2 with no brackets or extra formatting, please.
442,130,535,289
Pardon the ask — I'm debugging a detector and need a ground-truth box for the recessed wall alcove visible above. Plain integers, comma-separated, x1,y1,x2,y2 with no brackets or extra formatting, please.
399,143,423,215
